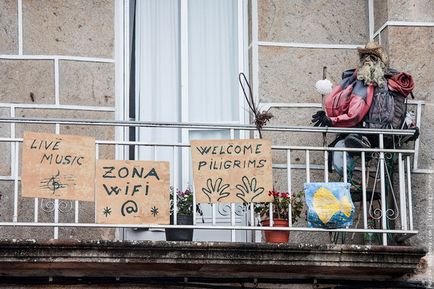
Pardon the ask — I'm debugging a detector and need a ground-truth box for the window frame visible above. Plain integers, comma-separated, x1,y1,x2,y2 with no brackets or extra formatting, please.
115,0,250,160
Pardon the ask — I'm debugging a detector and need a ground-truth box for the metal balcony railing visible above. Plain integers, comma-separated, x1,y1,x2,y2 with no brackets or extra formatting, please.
0,117,418,245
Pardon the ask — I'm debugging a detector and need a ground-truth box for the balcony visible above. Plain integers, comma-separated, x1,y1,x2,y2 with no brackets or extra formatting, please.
0,117,427,286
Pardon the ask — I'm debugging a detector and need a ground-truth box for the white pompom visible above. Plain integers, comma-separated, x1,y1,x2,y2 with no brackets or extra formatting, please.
315,79,333,95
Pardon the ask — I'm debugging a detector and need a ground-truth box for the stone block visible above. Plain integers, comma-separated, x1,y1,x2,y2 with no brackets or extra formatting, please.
0,0,18,54
58,201,115,240
262,107,332,167
0,60,55,104
374,0,388,32
384,27,434,103
14,108,115,160
379,28,389,53
58,200,116,240
259,46,359,103
14,108,57,139
0,108,11,176
273,166,329,194
0,181,13,223
416,104,434,169
59,61,115,107
0,181,53,240
59,227,116,241
258,0,368,44
23,0,114,58
407,174,431,248
387,0,434,22
374,0,434,33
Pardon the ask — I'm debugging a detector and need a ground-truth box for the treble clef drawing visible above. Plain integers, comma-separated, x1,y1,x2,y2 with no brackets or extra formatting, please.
40,170,66,194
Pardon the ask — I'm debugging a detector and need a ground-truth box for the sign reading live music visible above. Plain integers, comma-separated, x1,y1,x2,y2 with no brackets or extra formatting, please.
191,139,273,203
95,160,170,224
21,131,95,202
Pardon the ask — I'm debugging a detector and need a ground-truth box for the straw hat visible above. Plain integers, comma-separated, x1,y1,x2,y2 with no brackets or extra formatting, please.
357,42,389,65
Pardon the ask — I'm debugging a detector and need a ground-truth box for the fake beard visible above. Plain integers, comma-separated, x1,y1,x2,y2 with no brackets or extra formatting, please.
357,58,386,87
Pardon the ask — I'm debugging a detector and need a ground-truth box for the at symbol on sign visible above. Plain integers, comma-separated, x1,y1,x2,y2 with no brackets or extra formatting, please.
121,200,138,216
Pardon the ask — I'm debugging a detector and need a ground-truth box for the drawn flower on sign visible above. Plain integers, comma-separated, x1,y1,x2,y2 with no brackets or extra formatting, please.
150,206,159,217
103,206,112,217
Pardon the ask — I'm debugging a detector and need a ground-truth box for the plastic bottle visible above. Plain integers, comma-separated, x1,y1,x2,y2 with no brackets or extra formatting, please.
364,216,377,245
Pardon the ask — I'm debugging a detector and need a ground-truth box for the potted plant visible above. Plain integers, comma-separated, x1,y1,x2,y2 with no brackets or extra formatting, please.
165,187,203,241
255,189,304,243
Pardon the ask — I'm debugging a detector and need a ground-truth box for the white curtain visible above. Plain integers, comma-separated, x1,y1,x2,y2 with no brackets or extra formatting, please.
135,0,180,161
135,0,239,160
188,0,238,123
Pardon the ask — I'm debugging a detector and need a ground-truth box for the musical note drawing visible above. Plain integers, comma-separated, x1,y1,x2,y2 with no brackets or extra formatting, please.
40,170,67,194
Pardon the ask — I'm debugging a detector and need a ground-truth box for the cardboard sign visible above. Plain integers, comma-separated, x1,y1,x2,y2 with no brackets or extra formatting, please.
191,139,273,203
21,131,95,202
95,160,170,224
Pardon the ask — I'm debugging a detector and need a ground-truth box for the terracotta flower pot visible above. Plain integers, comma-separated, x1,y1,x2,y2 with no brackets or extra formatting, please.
261,218,289,243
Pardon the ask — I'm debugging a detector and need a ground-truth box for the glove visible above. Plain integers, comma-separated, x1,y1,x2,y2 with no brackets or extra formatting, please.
311,110,333,127
404,126,420,143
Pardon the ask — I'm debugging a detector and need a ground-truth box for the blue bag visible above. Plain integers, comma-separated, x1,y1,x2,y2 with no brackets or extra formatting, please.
304,182,355,229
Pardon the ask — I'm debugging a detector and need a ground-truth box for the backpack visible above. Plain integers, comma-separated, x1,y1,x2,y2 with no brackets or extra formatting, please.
364,86,396,129
390,90,408,129
364,72,411,130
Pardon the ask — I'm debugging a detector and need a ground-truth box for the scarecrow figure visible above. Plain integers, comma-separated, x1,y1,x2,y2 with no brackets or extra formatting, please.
311,43,418,235
312,41,418,148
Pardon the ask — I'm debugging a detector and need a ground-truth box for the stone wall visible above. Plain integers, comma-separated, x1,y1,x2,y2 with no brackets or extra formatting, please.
374,0,434,284
0,0,116,240
257,0,433,284
0,0,432,286
258,0,369,245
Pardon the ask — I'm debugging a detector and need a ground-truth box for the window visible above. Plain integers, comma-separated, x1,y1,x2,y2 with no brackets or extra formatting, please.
124,0,249,241
132,0,248,186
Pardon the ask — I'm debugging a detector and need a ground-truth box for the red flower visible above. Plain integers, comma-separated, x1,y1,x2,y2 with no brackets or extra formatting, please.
388,72,414,97
256,190,304,224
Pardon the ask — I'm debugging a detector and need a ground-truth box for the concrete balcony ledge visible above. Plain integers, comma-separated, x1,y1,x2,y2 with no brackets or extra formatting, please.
0,239,427,283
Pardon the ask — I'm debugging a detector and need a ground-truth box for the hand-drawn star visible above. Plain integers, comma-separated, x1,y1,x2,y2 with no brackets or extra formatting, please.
150,206,159,217
103,206,112,217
